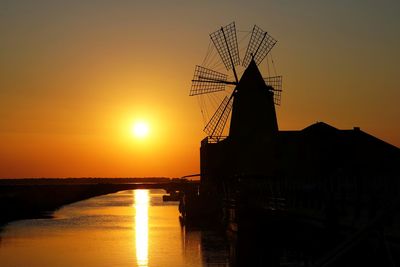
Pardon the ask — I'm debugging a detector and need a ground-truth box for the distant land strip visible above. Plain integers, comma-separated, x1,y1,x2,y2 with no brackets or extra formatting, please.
0,177,186,227
0,177,177,185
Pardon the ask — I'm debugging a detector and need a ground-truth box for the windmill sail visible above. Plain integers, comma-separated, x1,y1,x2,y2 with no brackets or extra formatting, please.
242,25,277,68
210,22,240,71
190,65,228,96
191,23,281,139
264,76,282,106
204,96,233,138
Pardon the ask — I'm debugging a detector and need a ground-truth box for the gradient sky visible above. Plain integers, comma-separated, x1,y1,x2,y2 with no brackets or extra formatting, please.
1,0,399,178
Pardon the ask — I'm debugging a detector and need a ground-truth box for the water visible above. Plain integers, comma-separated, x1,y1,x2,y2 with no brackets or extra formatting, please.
0,190,231,267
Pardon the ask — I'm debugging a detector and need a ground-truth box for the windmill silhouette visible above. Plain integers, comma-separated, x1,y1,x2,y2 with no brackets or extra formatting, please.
182,24,400,267
190,22,282,141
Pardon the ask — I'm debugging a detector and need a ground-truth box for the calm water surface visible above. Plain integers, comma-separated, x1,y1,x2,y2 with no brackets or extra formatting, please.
0,190,231,267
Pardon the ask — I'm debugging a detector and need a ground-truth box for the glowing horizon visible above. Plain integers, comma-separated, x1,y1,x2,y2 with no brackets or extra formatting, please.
0,1,399,178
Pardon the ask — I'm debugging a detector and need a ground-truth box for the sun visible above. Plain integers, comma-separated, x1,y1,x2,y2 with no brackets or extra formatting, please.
132,121,150,138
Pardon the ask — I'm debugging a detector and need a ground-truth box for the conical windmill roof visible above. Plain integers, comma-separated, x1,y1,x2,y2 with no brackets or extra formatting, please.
229,59,278,139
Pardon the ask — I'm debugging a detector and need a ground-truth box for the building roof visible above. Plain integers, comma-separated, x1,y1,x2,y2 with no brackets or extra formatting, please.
277,121,399,176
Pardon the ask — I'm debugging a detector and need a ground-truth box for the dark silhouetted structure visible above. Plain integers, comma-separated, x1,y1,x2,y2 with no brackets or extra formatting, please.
181,22,400,266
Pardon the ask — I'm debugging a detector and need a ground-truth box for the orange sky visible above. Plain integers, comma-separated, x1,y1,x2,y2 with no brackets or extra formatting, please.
1,1,399,178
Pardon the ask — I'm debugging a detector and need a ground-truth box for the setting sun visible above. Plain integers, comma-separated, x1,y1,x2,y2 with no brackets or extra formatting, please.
132,122,150,138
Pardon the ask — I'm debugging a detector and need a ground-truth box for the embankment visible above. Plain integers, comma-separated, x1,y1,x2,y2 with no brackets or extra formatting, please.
0,184,130,225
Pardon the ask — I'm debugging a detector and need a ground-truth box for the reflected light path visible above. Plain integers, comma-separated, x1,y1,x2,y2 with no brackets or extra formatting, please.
134,190,149,267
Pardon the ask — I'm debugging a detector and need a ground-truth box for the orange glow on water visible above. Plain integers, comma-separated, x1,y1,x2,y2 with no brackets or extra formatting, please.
134,190,149,267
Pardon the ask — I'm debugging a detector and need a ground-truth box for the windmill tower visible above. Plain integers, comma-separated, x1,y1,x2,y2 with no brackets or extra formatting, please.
190,22,282,189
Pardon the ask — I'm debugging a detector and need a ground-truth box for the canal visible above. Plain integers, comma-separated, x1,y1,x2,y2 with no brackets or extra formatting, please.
0,189,231,267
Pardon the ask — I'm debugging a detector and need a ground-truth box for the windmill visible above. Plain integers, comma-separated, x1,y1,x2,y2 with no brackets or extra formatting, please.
190,22,282,141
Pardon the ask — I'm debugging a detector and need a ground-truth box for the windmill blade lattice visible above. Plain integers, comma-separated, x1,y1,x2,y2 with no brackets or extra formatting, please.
264,76,282,106
242,25,277,68
210,22,240,71
204,96,233,138
190,22,282,139
190,65,228,96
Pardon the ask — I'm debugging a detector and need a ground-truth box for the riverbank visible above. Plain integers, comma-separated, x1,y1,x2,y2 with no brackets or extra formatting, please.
0,178,178,226
0,177,197,226
0,183,135,226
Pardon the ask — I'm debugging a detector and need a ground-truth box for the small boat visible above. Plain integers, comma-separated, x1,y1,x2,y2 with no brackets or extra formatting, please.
162,191,181,202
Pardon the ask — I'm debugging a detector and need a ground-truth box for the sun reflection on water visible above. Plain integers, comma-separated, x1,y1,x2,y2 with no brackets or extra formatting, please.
134,190,149,267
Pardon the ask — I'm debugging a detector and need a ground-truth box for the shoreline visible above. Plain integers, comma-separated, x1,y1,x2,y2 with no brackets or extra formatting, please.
0,184,133,226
